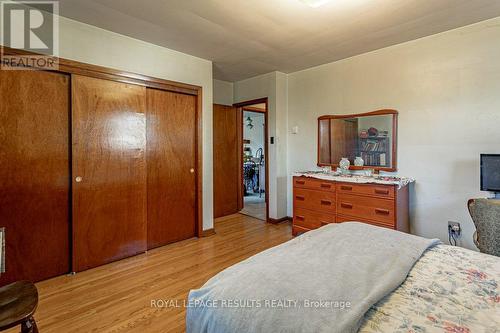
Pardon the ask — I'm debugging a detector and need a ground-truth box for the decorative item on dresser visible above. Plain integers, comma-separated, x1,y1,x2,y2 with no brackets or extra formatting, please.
292,173,413,236
339,157,351,173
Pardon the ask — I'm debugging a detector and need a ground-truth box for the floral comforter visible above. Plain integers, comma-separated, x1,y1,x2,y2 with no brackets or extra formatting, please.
359,244,500,333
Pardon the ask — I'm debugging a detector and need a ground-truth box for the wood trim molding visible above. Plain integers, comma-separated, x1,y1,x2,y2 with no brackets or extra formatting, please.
233,98,268,108
236,109,244,211
200,228,216,237
242,106,266,113
263,105,270,222
267,216,292,224
195,90,204,238
318,109,398,120
1,46,201,95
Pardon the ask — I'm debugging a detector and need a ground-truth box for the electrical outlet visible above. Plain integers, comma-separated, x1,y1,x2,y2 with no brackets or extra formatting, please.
448,221,461,236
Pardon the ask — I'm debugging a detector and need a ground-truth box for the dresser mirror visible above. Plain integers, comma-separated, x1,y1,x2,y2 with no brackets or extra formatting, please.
318,110,398,172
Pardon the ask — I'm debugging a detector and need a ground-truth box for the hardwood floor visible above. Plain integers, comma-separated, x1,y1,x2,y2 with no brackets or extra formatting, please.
7,214,292,333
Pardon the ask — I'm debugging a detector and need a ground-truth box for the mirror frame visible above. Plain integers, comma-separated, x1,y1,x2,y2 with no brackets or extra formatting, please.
317,109,398,172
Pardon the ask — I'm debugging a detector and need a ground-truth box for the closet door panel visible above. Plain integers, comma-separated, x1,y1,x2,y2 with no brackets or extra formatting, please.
72,75,147,272
0,70,70,285
147,89,196,249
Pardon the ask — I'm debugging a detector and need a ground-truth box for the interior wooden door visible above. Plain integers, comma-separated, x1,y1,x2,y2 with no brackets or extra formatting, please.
72,75,147,272
213,104,240,218
0,70,70,285
147,88,197,249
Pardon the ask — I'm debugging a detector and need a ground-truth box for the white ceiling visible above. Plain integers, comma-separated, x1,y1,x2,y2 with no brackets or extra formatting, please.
55,0,500,81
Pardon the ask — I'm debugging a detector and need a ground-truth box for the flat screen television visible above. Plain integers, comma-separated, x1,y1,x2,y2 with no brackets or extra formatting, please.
480,154,500,194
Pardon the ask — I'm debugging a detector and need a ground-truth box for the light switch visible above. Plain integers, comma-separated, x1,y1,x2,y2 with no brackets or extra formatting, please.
292,126,299,134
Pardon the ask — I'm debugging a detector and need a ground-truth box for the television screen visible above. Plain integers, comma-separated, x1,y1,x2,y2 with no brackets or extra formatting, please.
481,154,500,192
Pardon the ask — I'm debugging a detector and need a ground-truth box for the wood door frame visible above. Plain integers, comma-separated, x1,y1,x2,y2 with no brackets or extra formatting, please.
2,46,204,239
1,46,200,95
234,98,269,222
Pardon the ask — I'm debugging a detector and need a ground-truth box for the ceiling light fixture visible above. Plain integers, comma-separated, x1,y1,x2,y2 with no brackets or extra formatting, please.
300,0,332,8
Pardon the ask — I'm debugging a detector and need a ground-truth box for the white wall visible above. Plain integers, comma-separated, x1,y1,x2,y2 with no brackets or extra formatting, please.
213,79,234,105
58,16,214,231
287,17,500,249
234,72,288,219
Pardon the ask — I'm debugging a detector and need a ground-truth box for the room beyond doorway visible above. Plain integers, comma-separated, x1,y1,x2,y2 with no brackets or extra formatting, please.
235,99,269,222
241,107,266,220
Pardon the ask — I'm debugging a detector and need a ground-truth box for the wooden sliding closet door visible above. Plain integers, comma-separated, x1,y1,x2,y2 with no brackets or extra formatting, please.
0,70,70,285
72,75,147,272
213,104,240,218
147,89,197,249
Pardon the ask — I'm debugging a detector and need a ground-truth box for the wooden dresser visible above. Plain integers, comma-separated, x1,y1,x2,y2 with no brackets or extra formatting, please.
292,176,409,236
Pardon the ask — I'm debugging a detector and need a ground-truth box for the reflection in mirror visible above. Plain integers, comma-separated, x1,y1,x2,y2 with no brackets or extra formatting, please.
318,119,331,165
318,111,397,171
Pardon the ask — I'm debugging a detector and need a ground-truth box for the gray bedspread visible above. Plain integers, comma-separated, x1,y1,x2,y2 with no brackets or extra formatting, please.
186,222,440,333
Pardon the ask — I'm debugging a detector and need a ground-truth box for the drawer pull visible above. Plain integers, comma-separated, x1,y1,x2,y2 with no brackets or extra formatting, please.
320,183,331,188
374,189,390,195
296,180,305,185
341,185,353,191
295,195,305,201
340,202,353,209
295,215,305,221
375,208,390,215
320,199,332,206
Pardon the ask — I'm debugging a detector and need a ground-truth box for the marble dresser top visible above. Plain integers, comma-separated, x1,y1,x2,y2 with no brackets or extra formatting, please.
294,171,414,189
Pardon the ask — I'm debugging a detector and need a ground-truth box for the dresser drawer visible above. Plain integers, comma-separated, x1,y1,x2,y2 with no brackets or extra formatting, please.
336,182,395,198
336,214,395,229
293,208,336,229
294,188,336,214
293,177,335,192
337,193,395,225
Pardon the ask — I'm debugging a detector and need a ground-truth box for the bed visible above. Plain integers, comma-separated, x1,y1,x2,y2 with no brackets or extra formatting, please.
186,223,500,333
